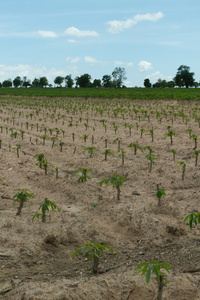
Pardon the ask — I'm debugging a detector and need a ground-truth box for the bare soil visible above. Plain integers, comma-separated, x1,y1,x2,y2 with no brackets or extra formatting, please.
0,96,200,299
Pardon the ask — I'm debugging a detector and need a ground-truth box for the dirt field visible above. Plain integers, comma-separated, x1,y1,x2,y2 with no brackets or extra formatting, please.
0,96,200,299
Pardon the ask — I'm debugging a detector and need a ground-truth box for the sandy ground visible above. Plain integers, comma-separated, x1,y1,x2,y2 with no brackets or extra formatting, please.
0,96,200,299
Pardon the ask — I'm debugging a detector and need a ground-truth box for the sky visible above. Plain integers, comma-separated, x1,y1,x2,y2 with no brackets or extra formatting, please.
0,0,200,87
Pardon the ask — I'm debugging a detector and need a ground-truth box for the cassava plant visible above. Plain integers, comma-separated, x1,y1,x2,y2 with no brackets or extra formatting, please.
99,174,126,201
190,134,198,149
118,148,126,165
156,185,166,207
184,212,200,229
193,150,200,167
59,141,66,152
32,198,60,222
13,188,35,216
103,149,114,162
163,130,178,145
127,142,142,155
13,145,21,158
84,146,96,158
135,261,172,300
170,149,176,161
75,168,91,182
72,242,113,274
145,153,157,173
34,153,47,169
177,161,189,180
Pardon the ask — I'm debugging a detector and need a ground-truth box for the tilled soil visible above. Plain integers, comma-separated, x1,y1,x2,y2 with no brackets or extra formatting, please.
0,96,200,299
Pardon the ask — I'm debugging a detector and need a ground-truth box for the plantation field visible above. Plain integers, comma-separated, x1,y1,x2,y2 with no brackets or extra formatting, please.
1,95,200,299
0,87,200,101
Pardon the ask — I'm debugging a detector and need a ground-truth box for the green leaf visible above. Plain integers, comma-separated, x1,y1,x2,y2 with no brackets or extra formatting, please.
146,267,152,284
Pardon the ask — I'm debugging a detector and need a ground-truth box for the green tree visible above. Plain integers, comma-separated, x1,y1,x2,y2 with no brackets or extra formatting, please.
75,74,91,88
2,79,12,88
92,79,101,87
174,65,195,88
54,76,64,87
32,78,40,87
112,67,127,88
13,76,22,88
102,75,113,87
22,76,31,88
144,78,151,88
39,76,48,88
65,75,74,88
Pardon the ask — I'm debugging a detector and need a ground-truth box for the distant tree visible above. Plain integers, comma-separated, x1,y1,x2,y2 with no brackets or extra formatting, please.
54,76,64,87
13,76,22,88
0,82,2,88
75,74,91,88
144,78,151,88
167,80,175,88
102,75,113,87
2,79,12,88
174,65,195,88
32,78,40,87
112,67,127,88
22,76,31,88
39,77,48,88
65,75,74,88
92,79,101,87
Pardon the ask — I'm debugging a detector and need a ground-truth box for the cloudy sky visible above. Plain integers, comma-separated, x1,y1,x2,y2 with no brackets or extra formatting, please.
0,0,200,87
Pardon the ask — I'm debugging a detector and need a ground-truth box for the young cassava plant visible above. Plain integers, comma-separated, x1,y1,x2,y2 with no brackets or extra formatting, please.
72,242,113,274
13,188,35,216
135,261,172,300
156,185,166,207
32,198,60,222
75,168,91,182
99,174,126,201
184,212,200,229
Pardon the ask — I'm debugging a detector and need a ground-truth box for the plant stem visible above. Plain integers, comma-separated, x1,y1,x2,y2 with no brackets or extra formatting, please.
157,275,164,300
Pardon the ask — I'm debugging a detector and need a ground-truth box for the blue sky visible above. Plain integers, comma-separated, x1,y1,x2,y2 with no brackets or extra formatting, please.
0,0,200,87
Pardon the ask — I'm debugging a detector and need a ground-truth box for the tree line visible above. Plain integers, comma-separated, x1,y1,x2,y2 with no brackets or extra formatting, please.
144,65,199,88
0,65,199,89
0,67,127,89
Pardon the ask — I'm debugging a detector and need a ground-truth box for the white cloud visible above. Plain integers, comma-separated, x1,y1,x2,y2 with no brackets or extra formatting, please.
114,61,134,68
146,71,173,83
138,61,153,72
38,30,57,38
84,56,102,64
0,64,79,84
67,39,77,43
107,11,164,34
66,57,80,63
64,26,99,37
